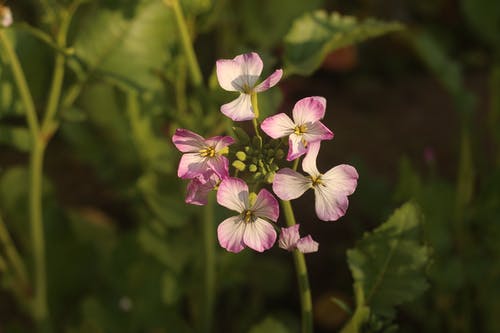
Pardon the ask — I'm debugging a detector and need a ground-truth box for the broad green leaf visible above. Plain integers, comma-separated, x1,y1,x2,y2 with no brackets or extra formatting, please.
248,317,289,333
0,126,31,152
73,0,175,90
284,11,403,76
347,202,430,320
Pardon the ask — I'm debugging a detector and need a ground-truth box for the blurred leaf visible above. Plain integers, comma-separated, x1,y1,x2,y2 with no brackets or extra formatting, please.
181,0,212,16
461,0,500,48
248,317,289,333
0,126,31,152
73,0,176,90
284,11,403,76
346,202,430,321
161,271,180,305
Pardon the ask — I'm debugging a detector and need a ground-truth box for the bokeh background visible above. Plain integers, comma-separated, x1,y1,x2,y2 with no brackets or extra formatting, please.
1,0,499,332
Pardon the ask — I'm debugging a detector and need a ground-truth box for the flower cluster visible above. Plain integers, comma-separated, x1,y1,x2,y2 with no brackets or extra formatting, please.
172,52,358,253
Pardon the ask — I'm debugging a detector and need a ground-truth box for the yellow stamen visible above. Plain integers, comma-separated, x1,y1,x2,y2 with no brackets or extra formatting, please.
243,210,254,223
294,124,308,135
311,175,323,187
199,146,216,157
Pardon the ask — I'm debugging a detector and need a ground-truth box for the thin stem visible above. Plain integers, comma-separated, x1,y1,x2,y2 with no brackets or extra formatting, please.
251,93,262,140
0,213,29,287
202,194,216,333
292,158,300,171
281,200,313,333
166,0,203,87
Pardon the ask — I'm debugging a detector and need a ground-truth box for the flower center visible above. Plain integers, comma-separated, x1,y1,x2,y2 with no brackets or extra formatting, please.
310,175,323,187
199,146,216,157
242,210,255,223
294,124,308,135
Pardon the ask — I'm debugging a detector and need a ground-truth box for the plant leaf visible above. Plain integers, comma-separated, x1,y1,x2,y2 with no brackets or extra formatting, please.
284,11,403,76
248,317,289,333
346,202,430,321
0,126,31,152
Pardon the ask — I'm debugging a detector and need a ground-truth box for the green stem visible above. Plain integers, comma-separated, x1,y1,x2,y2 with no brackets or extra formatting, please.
292,158,300,171
281,200,313,333
251,93,262,140
0,213,29,287
202,194,216,333
167,0,203,87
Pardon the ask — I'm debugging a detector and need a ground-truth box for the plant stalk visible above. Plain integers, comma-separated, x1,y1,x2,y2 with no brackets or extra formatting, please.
202,194,216,333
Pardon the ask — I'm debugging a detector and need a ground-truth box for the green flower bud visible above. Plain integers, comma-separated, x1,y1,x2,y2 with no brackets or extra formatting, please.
236,151,247,161
254,172,262,179
232,160,246,171
265,172,275,184
266,149,275,157
275,149,285,159
248,164,257,172
244,146,251,153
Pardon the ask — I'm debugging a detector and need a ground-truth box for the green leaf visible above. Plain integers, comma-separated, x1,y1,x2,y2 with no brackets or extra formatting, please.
346,202,430,321
284,11,403,76
461,0,500,48
73,1,175,90
248,317,289,333
0,126,31,152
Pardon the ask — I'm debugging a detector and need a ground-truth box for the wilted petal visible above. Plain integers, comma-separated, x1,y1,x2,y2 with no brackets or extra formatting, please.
185,172,218,206
233,52,263,88
254,69,283,92
296,235,319,253
216,177,248,213
314,185,350,221
178,153,208,179
261,113,295,139
243,218,277,252
207,156,230,179
303,121,334,143
252,189,279,222
302,141,320,176
217,216,246,253
172,129,206,153
220,94,254,121
273,168,311,200
322,164,359,195
216,59,243,92
278,225,300,251
292,96,327,125
287,134,307,161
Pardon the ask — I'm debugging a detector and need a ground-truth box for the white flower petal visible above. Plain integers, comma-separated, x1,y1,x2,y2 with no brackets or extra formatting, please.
216,59,242,92
216,177,248,213
302,141,321,176
217,216,246,253
220,94,254,121
261,113,295,139
272,168,311,200
243,218,277,252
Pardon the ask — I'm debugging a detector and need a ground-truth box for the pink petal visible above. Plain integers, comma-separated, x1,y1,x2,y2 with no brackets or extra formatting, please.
220,94,254,121
204,136,235,152
314,185,349,221
178,153,208,179
278,225,300,251
254,69,283,92
302,121,334,143
216,177,248,213
217,216,246,253
216,59,242,92
296,235,319,253
172,129,206,153
261,113,295,139
243,218,277,252
252,189,279,222
292,96,327,125
233,52,263,88
302,141,320,176
207,156,230,179
185,172,218,206
322,164,359,195
272,168,311,200
287,133,307,161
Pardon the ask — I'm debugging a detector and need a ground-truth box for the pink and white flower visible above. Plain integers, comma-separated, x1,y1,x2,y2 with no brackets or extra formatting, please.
261,96,333,161
217,177,279,253
185,170,221,206
272,142,358,221
172,129,234,179
216,52,283,121
279,224,319,253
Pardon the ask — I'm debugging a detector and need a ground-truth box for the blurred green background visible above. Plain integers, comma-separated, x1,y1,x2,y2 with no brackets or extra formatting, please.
0,0,499,332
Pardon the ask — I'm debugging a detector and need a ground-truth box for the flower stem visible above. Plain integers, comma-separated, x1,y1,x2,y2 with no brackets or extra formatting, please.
202,193,216,333
0,212,29,289
280,200,313,333
251,93,263,140
166,0,203,87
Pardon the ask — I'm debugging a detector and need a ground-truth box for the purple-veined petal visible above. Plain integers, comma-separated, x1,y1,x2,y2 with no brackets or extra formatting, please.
252,189,279,222
216,59,243,92
278,225,300,251
322,164,359,195
178,153,208,179
287,133,307,161
233,52,263,88
254,69,283,92
172,128,206,153
314,185,350,221
296,235,319,253
204,136,235,152
207,156,230,179
220,94,254,121
261,113,295,139
302,141,320,176
292,96,327,125
217,177,248,213
243,218,277,252
302,121,334,143
272,168,311,200
185,172,218,206
217,216,246,253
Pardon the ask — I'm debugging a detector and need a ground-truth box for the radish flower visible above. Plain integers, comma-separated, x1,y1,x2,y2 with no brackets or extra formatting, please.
185,170,222,206
261,96,333,161
216,52,283,121
172,129,234,179
217,177,279,253
273,142,358,221
279,224,319,253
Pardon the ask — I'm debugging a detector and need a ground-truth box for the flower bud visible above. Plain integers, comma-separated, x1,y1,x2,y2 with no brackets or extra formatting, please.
235,151,247,161
265,172,275,184
248,164,257,172
232,160,246,171
266,149,275,157
275,149,285,159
